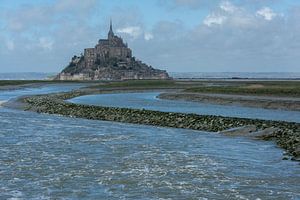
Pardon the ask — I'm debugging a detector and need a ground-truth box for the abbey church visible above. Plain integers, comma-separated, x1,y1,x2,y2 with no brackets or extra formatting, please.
55,21,170,80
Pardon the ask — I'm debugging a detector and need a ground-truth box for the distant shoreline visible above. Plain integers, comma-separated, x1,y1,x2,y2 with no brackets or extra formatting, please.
174,77,300,81
1,71,300,81
0,82,47,91
0,80,92,91
169,72,300,80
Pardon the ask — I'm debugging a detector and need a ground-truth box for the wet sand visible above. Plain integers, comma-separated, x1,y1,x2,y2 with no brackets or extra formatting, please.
0,83,47,91
159,92,300,111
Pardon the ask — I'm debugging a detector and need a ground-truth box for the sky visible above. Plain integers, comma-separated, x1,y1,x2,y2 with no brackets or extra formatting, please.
0,0,300,73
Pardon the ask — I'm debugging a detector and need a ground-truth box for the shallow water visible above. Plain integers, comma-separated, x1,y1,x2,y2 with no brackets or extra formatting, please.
0,83,84,102
69,92,300,123
1,86,300,199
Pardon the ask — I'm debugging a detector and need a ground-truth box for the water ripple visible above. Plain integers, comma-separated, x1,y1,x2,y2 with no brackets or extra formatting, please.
0,86,300,199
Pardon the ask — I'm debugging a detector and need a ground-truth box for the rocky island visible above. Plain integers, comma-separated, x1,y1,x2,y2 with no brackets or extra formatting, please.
55,21,170,81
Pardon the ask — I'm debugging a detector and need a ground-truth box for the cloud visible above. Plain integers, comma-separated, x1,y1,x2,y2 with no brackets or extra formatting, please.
0,0,101,72
256,7,277,21
116,26,154,41
131,1,299,72
219,1,237,13
4,0,97,32
202,2,280,28
38,37,54,50
144,32,154,41
0,0,300,73
116,26,143,39
203,14,226,26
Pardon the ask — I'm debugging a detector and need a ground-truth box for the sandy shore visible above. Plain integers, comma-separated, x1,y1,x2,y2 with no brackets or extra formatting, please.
158,92,300,111
0,83,47,91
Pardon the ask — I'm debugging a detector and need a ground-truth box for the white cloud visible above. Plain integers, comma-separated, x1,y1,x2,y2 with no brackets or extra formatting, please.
256,7,277,21
116,26,143,39
38,37,54,50
144,32,154,41
203,1,261,28
220,1,237,13
203,13,226,26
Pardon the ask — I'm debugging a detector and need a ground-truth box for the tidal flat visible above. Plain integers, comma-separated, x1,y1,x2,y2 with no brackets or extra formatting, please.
5,79,299,161
1,80,300,199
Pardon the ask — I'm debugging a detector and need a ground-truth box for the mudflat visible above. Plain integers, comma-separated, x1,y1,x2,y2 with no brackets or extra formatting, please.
158,92,300,111
4,79,299,161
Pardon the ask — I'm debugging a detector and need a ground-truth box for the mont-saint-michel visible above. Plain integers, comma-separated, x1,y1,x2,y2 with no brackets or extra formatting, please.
1,0,300,199
55,21,169,81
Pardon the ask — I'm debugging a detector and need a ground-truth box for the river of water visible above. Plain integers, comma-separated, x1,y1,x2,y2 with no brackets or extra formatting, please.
1,85,300,199
69,92,300,123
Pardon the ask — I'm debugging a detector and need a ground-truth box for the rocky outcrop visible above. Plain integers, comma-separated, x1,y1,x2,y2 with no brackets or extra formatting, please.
293,146,300,161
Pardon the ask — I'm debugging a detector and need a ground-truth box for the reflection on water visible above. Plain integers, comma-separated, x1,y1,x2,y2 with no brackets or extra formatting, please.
70,92,300,123
0,86,300,199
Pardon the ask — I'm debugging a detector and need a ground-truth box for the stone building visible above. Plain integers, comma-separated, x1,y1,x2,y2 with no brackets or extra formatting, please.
55,20,170,80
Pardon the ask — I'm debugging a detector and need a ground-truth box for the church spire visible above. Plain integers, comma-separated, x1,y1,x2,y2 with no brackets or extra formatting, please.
108,19,114,39
110,19,113,32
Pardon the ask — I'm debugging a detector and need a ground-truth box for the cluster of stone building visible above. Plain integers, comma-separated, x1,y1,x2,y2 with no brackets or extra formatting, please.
55,21,169,81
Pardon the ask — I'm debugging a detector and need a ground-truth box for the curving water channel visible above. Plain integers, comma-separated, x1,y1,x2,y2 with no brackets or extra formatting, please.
1,86,300,199
69,92,300,123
